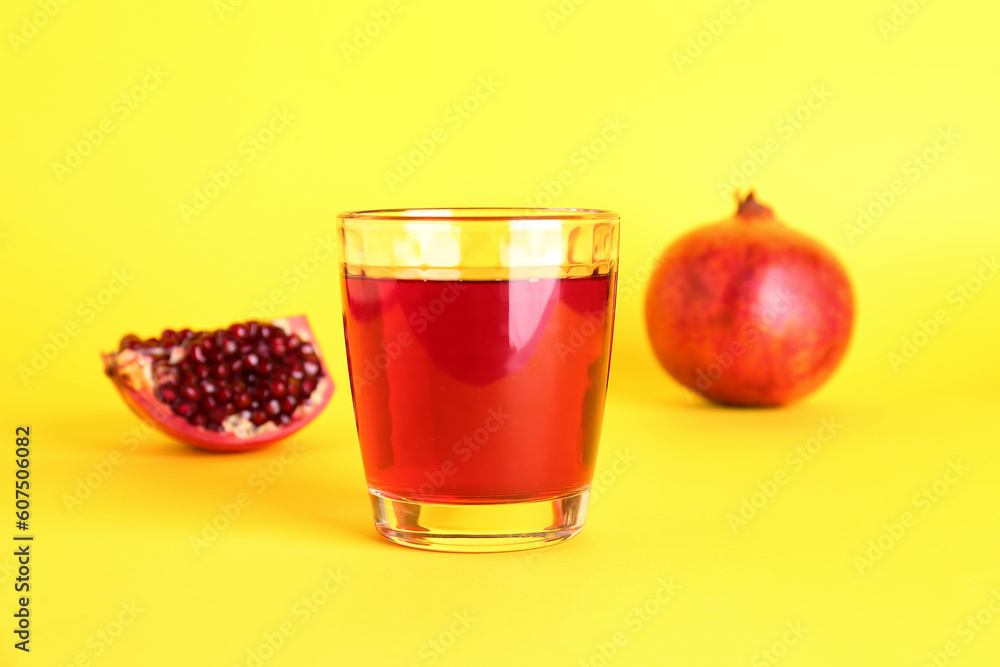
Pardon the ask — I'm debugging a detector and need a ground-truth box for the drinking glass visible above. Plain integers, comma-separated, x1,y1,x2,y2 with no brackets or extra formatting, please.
336,208,619,552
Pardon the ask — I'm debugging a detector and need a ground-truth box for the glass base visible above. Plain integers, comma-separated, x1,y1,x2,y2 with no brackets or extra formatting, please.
368,487,589,553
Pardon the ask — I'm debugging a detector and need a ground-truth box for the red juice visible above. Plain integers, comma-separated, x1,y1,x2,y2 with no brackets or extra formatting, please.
342,273,615,503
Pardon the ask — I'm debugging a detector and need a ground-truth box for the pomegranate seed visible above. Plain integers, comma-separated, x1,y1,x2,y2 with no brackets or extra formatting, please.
178,328,194,340
191,413,208,427
287,378,301,397
270,380,287,398
209,407,228,424
180,383,201,402
303,361,320,377
229,323,249,339
173,371,191,390
118,334,142,351
230,359,244,375
269,337,287,357
259,359,274,375
158,385,179,403
250,410,268,426
222,338,239,356
235,392,252,409
200,380,217,395
265,399,282,416
193,363,211,380
216,387,233,403
300,343,315,356
214,363,231,379
247,322,260,338
160,329,179,346
252,385,269,401
287,336,301,352
191,345,208,364
202,395,219,412
175,401,197,417
259,325,273,340
278,414,292,426
301,377,317,396
246,353,260,369
280,395,298,414
290,363,305,380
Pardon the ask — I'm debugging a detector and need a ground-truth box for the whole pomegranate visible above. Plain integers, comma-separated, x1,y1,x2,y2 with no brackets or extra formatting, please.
645,192,854,406
103,316,333,452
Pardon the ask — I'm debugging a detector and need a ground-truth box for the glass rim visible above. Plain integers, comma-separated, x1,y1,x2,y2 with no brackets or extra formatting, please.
337,207,619,223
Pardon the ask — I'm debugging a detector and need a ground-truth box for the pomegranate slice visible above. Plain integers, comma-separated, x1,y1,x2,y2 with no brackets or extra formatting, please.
102,316,334,452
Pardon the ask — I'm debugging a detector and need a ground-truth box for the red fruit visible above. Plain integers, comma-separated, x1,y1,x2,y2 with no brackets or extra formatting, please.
645,192,854,406
102,315,334,452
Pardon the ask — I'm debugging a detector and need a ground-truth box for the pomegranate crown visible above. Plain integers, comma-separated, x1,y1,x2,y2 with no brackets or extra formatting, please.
735,191,775,221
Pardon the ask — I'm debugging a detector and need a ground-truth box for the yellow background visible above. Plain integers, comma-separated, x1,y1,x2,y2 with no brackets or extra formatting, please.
2,0,999,664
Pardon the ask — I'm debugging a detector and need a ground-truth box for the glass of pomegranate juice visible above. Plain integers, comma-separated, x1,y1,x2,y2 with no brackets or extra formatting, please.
336,208,619,552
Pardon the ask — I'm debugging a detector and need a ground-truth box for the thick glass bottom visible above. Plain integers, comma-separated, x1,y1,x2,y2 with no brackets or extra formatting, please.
368,487,589,553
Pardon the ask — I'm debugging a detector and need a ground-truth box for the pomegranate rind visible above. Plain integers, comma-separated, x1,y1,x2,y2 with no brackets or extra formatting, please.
102,315,334,453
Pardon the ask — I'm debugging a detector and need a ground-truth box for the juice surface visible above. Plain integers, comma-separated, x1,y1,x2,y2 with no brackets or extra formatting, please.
342,274,615,502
